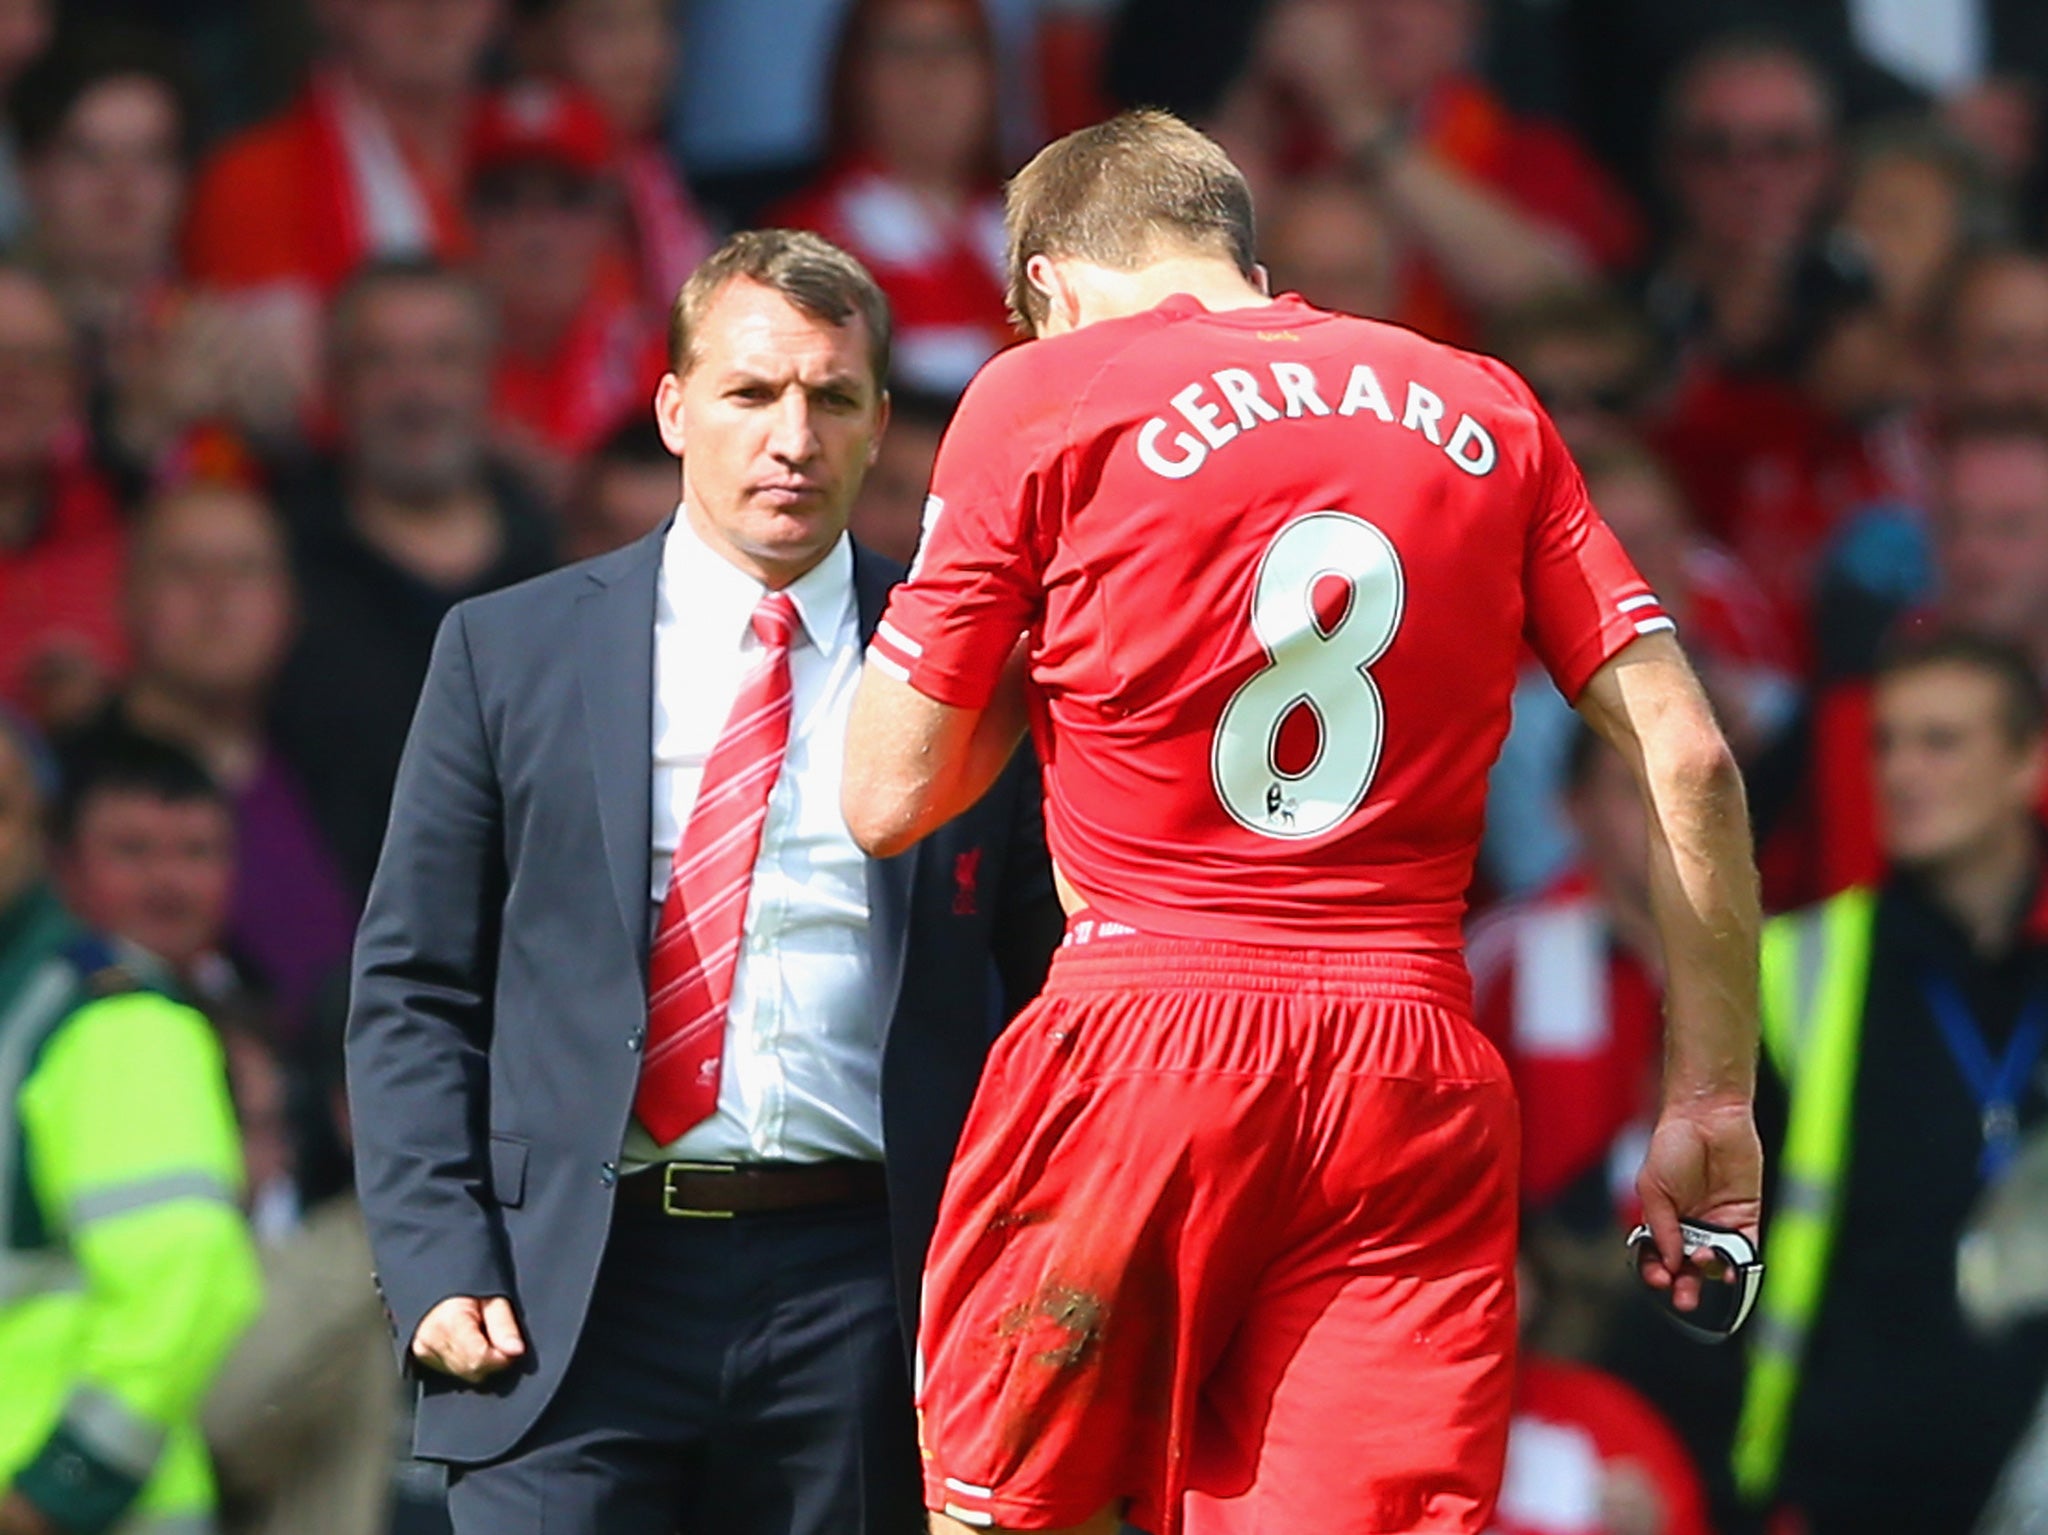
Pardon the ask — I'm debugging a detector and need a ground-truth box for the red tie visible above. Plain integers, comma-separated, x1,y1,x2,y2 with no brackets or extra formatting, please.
635,591,799,1144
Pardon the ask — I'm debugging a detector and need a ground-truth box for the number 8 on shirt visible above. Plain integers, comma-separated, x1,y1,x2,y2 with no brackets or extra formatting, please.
1212,510,1404,839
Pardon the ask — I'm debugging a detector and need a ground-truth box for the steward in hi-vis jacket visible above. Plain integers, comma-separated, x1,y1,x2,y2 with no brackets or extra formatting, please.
1,879,260,1535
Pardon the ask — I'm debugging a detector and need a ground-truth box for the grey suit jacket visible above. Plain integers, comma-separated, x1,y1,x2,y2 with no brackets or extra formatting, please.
345,527,1062,1464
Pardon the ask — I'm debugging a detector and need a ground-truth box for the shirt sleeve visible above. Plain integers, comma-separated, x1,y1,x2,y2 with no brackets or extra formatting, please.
1509,368,1672,701
868,351,1063,709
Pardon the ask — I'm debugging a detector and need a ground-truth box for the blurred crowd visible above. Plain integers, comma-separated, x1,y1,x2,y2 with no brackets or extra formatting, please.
7,1,2048,1533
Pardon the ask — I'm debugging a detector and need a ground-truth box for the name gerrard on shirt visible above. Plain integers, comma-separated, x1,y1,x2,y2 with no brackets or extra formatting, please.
874,294,1664,950
1132,352,1498,483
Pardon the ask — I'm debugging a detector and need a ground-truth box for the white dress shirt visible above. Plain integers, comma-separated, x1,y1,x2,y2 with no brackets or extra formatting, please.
621,513,886,1169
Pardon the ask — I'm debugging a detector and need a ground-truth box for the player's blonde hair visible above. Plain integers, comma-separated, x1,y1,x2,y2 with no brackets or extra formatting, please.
1003,109,1257,337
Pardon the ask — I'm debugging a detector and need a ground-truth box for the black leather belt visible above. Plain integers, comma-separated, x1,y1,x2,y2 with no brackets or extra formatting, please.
615,1159,887,1219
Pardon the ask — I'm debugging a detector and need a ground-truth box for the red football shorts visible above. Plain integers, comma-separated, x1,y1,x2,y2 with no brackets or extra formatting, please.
918,927,1520,1534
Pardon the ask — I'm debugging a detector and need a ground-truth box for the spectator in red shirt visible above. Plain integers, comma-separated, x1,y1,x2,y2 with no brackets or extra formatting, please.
9,28,299,483
0,263,126,731
1243,0,1644,347
771,0,1012,397
1644,32,1842,371
180,0,501,299
1644,34,1933,623
13,29,197,470
1471,727,1666,1227
468,78,664,509
514,0,716,313
1653,244,1921,631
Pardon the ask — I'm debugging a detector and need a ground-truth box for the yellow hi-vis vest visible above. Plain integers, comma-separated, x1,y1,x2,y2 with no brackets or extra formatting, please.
1,887,262,1535
1732,884,1877,1503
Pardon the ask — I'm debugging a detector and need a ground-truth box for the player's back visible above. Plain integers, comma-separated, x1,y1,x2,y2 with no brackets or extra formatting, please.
883,293,1661,951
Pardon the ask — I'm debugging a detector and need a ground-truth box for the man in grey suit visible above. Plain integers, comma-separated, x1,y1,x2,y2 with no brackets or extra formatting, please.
345,229,1062,1535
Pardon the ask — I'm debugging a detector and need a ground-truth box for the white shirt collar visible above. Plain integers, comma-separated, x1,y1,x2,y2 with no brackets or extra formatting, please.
661,507,856,658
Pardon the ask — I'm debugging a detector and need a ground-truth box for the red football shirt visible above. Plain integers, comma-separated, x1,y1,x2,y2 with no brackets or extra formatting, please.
872,294,1666,949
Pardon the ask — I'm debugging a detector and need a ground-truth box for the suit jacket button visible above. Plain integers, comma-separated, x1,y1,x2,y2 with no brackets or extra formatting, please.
599,1162,618,1187
627,1028,645,1051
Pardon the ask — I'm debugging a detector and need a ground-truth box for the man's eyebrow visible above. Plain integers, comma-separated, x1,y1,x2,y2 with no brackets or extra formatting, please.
710,364,868,395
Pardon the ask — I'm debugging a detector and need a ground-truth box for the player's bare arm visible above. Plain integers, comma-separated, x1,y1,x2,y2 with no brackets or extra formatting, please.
844,639,1030,857
1575,630,1764,1310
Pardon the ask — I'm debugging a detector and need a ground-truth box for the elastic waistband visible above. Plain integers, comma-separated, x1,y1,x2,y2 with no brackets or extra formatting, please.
1049,920,1471,1009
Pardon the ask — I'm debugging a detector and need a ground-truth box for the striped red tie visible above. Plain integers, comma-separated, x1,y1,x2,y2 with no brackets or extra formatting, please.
635,591,799,1145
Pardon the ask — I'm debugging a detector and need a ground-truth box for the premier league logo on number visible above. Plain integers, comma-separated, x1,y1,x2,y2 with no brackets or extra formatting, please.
1213,512,1404,841
1265,782,1297,828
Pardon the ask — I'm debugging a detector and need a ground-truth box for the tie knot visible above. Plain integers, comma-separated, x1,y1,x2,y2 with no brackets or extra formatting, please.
751,591,799,651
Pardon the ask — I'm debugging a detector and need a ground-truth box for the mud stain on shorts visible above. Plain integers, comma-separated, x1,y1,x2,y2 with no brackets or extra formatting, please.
994,1279,1109,1368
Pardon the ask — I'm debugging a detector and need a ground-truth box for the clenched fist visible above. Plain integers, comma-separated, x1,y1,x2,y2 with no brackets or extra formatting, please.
412,1295,527,1383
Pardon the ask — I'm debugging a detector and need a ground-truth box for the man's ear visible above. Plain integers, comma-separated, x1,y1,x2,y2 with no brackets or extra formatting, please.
1026,254,1077,333
1253,262,1272,297
654,372,687,458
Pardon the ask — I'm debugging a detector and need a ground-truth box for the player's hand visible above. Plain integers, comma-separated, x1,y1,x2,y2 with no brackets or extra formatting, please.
1634,1100,1763,1315
412,1295,527,1383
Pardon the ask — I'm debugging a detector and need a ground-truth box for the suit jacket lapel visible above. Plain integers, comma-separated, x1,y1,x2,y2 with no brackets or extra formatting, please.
854,544,917,1013
578,525,664,968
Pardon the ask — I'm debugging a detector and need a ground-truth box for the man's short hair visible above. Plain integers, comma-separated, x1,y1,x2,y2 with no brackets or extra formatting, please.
1875,629,2048,746
667,229,892,391
329,255,495,364
8,24,194,161
1002,108,1256,336
54,728,226,848
1660,27,1839,142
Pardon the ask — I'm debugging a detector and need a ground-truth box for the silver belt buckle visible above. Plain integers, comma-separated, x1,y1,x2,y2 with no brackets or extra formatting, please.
661,1161,737,1219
